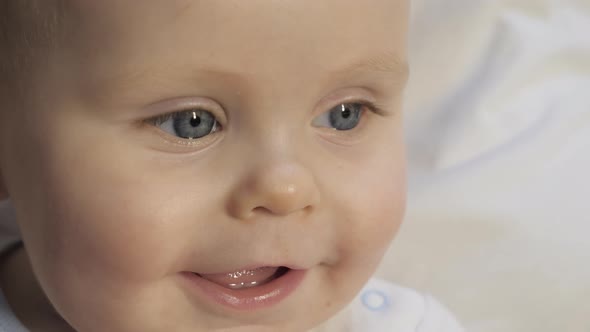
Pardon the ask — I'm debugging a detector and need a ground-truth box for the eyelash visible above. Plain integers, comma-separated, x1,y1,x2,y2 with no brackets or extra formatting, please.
357,100,388,116
143,100,388,140
147,111,212,127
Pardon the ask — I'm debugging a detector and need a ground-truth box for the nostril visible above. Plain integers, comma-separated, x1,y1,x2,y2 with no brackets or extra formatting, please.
250,205,311,219
252,206,270,215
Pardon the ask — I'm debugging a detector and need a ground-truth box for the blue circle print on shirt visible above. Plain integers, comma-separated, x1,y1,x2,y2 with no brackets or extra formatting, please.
361,289,390,312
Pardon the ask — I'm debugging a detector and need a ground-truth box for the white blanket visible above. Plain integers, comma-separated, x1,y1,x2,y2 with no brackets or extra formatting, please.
376,0,590,331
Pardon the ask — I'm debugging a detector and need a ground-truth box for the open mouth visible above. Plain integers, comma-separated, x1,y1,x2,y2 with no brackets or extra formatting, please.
194,266,290,290
182,266,306,310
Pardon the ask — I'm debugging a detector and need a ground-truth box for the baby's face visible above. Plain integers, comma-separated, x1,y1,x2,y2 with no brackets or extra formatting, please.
1,1,408,331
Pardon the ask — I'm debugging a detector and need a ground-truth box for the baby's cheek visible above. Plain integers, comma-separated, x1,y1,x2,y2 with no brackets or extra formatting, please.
350,143,406,246
348,174,405,261
32,130,193,285
329,144,406,283
318,157,405,318
43,165,186,283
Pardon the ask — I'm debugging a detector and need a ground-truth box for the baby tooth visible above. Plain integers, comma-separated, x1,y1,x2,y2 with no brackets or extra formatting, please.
228,281,259,289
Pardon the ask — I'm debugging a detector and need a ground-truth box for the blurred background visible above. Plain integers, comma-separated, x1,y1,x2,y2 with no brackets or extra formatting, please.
376,0,590,331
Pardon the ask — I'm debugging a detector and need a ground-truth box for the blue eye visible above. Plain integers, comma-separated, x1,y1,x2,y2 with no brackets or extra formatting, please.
150,109,220,139
312,103,364,131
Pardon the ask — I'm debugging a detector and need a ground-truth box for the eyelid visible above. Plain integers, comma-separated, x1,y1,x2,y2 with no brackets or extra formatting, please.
317,87,391,115
348,100,387,115
145,110,217,126
142,97,227,121
322,98,389,118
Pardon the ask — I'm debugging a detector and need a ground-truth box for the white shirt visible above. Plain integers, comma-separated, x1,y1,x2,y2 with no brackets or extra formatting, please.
316,278,463,332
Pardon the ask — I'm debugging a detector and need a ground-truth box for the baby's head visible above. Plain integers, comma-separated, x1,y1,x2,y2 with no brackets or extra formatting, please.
0,1,408,331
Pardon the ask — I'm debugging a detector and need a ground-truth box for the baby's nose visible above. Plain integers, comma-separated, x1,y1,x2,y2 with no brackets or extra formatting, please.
227,160,320,221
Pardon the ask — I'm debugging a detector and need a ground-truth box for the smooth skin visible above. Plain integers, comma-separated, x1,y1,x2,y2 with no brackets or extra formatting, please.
0,1,409,331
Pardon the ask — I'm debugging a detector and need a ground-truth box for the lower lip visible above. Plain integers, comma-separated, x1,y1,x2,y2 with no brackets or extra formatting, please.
181,268,307,311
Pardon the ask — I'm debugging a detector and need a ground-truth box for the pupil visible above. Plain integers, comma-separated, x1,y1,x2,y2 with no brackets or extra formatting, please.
190,113,201,127
341,107,351,119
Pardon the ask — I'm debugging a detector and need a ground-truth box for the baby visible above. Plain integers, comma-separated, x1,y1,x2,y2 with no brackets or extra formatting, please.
0,1,462,331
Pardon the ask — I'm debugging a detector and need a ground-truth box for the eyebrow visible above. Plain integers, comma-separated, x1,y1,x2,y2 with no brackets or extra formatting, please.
86,51,409,106
334,52,409,78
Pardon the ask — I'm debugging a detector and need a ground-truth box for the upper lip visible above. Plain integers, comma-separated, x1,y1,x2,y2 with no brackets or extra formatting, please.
190,263,310,275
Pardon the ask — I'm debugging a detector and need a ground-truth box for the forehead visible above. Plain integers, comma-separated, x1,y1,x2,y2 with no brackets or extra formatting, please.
62,0,408,104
